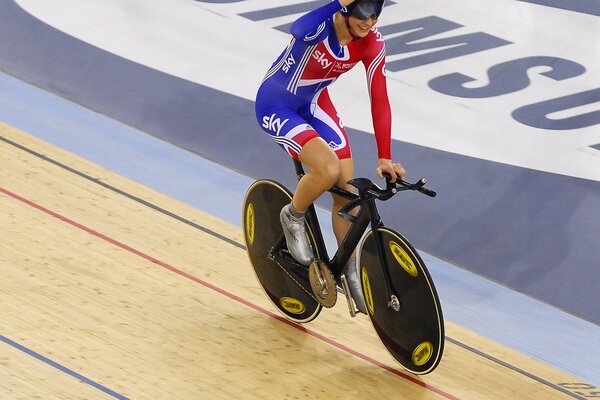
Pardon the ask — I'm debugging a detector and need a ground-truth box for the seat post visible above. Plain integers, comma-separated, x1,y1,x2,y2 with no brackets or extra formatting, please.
293,159,305,181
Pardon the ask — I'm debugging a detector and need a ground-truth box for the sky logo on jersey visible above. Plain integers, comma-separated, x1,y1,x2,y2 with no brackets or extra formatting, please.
262,113,289,136
312,50,332,69
282,53,295,73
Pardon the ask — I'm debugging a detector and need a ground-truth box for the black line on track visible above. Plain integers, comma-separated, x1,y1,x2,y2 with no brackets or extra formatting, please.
1,135,244,250
445,337,587,400
1,134,590,400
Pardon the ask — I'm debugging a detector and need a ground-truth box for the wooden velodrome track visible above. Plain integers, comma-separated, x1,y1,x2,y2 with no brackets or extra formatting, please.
0,121,594,399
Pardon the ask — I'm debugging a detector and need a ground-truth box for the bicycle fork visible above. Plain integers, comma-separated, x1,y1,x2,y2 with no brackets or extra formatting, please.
366,201,402,312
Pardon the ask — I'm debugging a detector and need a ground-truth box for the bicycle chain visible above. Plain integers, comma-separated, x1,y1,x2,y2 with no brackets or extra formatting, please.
273,251,319,303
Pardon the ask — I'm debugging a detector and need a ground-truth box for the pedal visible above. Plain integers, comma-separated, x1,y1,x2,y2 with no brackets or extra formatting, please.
340,274,358,317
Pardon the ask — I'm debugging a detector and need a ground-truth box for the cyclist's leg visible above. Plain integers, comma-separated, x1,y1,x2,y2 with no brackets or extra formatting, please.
294,138,340,212
255,91,341,212
332,166,367,314
256,98,340,265
306,88,355,242
331,159,356,242
333,160,367,314
278,137,340,266
284,89,347,218
308,89,367,313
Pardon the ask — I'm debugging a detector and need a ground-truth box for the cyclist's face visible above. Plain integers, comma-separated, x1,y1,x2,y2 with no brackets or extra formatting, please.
348,15,378,38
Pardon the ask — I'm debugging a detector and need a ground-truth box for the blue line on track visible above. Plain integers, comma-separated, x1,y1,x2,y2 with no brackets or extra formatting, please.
1,335,129,399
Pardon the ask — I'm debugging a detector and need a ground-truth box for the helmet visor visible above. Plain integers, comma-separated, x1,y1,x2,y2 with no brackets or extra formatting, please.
351,2,383,20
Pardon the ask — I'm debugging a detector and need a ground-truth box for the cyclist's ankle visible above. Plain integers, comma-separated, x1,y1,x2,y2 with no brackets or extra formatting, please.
285,202,305,220
280,203,314,266
342,258,367,314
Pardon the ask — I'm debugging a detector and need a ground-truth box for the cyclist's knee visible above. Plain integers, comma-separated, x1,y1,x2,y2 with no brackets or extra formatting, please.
314,160,341,187
299,138,342,187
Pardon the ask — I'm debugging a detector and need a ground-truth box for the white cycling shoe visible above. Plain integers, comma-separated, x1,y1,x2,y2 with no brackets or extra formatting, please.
342,259,367,315
280,204,314,266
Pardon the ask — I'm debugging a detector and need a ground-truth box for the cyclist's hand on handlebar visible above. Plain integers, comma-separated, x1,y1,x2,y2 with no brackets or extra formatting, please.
376,158,406,183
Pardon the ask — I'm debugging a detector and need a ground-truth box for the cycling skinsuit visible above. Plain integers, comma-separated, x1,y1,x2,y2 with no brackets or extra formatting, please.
254,1,392,160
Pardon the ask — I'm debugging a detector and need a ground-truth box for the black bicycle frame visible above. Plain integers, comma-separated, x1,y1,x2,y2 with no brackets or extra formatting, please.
293,160,389,282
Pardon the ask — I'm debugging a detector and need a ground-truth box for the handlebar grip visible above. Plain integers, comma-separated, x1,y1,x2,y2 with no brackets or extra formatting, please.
413,178,436,197
419,187,437,197
384,174,437,197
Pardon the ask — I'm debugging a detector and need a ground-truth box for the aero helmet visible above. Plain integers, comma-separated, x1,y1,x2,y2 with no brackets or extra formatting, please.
341,0,385,20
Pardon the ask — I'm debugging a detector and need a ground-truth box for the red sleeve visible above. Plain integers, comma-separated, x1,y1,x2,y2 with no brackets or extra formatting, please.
361,29,392,160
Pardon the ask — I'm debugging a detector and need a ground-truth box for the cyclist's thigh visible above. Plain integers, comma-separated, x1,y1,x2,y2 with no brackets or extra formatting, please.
308,89,351,160
255,81,323,159
260,109,321,159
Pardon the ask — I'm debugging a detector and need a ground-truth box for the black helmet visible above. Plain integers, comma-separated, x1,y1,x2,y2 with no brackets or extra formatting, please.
341,0,385,20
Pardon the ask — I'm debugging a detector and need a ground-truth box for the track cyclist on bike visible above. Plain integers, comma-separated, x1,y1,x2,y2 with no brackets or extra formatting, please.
255,0,405,314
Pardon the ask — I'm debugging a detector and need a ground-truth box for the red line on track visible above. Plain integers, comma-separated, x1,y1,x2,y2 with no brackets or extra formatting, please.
1,186,459,400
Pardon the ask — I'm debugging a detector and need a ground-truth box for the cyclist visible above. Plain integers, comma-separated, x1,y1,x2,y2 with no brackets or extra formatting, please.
255,0,405,314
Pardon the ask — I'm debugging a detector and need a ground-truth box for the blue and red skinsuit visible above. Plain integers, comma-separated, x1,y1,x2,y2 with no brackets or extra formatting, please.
255,1,392,160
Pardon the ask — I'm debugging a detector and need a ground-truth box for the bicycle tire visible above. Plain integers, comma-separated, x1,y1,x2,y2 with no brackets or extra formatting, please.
242,179,322,323
359,227,444,374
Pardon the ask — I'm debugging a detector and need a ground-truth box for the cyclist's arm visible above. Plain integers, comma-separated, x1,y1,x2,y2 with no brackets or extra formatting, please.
290,1,345,43
362,31,392,160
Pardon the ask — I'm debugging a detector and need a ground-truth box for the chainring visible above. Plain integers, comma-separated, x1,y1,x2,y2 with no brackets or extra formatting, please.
308,260,337,308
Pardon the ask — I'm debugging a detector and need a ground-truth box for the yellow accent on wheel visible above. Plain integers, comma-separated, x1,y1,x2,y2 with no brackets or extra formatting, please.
412,341,433,366
361,267,375,316
279,297,305,315
245,203,255,245
390,241,418,277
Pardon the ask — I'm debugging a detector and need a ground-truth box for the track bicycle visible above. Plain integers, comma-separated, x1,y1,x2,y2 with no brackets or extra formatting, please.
242,159,444,374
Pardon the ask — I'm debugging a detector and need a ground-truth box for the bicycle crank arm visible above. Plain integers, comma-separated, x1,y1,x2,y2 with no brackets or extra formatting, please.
340,275,358,317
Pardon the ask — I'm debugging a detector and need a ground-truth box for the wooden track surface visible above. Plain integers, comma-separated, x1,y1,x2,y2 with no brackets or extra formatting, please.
0,122,594,399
